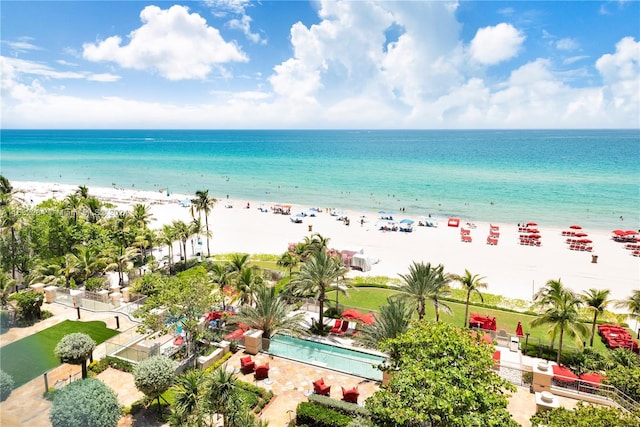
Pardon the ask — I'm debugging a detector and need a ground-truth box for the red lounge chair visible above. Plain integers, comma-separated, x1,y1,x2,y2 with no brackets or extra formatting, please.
313,378,331,396
461,235,472,243
329,319,343,334
492,350,501,370
341,386,359,403
240,356,255,374
255,362,269,380
335,320,350,335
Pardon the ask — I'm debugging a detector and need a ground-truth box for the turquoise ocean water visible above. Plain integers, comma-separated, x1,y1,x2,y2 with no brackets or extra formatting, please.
1,129,638,231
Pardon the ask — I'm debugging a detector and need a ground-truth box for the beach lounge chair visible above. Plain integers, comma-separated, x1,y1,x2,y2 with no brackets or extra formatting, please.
255,362,269,380
342,386,359,403
461,235,472,243
240,356,255,374
329,319,343,334
313,378,331,396
335,320,350,335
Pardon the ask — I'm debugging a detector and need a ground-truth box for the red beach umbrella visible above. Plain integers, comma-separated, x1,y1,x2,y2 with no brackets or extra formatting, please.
529,234,541,239
625,230,639,235
580,239,592,244
569,225,582,229
612,230,625,235
526,222,537,227
575,232,588,237
516,322,524,337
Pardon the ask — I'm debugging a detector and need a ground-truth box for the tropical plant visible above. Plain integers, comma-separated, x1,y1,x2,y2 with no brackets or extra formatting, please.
0,271,16,308
354,297,412,349
452,269,487,328
227,253,251,274
603,364,640,402
531,283,588,363
158,224,177,270
104,245,138,286
172,220,191,268
10,291,43,322
233,267,263,306
170,369,206,427
54,333,96,379
396,262,452,321
49,378,121,427
0,369,14,402
616,289,640,337
277,251,299,281
0,203,27,279
0,175,13,206
133,355,175,414
530,401,639,427
204,366,242,427
192,190,216,257
209,263,233,310
72,245,106,285
366,320,517,427
233,285,307,340
290,251,348,333
532,279,573,349
131,203,154,229
581,288,611,347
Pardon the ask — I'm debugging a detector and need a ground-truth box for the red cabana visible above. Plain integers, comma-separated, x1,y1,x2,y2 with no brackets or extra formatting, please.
552,365,578,383
342,309,363,320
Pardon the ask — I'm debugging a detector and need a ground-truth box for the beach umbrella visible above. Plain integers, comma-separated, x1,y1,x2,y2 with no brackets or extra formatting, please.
516,321,524,337
400,219,414,224
342,308,363,320
526,222,537,227
529,234,541,239
580,239,592,244
570,225,582,229
625,230,638,235
378,210,387,214
575,232,588,237
612,230,625,236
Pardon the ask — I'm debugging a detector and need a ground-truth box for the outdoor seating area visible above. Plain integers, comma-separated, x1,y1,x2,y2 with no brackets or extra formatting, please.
469,313,497,331
255,362,270,380
460,227,472,243
240,356,256,374
598,324,639,353
519,222,542,246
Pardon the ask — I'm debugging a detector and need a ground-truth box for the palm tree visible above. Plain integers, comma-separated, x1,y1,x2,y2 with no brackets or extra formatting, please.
233,267,263,306
616,289,640,339
75,185,90,199
104,246,139,286
0,204,26,279
63,193,85,225
192,190,216,258
209,263,232,310
0,175,14,206
158,225,177,270
171,369,205,427
453,269,487,328
397,262,452,321
290,251,347,332
72,245,106,285
131,203,154,229
172,220,191,268
0,270,16,307
531,287,588,363
277,251,299,282
233,285,307,340
581,288,611,347
205,366,240,427
532,279,573,349
354,297,412,349
227,253,251,274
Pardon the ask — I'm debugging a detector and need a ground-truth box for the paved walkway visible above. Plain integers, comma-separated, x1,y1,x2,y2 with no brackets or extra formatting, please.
1,302,587,427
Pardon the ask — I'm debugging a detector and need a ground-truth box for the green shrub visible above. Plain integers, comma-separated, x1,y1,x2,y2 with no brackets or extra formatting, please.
84,277,107,291
49,378,121,427
88,356,133,375
296,402,353,427
308,394,370,417
43,386,59,401
0,370,15,401
203,352,232,374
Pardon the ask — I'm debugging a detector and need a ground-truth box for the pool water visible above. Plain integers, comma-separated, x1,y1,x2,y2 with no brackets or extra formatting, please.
268,335,385,381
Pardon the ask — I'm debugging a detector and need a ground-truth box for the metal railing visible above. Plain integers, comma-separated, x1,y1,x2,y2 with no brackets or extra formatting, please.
552,377,640,414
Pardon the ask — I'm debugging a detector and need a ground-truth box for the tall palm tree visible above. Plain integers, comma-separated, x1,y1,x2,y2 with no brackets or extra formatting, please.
531,287,588,363
0,204,27,279
397,262,452,321
192,190,216,258
233,267,263,306
63,193,86,225
172,220,191,268
0,270,16,307
354,297,412,350
616,289,640,339
532,279,573,349
209,263,232,310
0,175,14,206
277,251,299,282
104,246,139,286
75,185,90,199
233,285,307,340
131,203,154,229
581,288,611,347
171,369,205,427
453,269,487,328
227,253,251,274
72,245,106,285
158,225,177,270
290,251,347,332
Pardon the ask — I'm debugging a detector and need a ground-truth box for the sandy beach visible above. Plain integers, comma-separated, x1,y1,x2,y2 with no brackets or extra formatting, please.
11,181,640,305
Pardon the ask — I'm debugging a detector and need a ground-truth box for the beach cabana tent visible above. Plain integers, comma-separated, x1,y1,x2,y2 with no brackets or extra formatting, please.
342,309,363,320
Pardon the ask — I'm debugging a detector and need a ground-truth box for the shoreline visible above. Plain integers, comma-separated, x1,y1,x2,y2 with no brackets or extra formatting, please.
10,180,640,305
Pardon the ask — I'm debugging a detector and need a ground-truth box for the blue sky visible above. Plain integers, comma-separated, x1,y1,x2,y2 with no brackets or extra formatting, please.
1,1,638,129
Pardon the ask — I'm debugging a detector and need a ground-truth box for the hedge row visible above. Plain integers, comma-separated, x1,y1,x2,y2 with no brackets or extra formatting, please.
296,402,352,427
307,394,369,417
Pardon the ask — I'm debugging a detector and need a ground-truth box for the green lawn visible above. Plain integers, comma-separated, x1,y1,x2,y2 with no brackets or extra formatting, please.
0,320,119,389
328,287,608,352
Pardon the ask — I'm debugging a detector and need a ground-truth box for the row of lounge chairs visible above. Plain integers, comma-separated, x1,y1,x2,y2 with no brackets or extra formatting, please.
487,224,500,245
598,324,639,353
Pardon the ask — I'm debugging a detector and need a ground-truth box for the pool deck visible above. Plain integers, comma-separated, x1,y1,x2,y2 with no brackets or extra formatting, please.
1,303,585,426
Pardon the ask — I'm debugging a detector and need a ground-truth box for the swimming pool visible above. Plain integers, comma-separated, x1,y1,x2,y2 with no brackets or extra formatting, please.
268,335,386,381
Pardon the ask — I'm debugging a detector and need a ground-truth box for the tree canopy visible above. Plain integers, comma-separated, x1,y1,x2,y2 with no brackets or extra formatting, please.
49,378,121,427
366,320,517,427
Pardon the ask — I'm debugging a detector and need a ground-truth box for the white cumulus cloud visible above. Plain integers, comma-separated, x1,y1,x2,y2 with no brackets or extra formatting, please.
82,4,248,80
470,23,525,65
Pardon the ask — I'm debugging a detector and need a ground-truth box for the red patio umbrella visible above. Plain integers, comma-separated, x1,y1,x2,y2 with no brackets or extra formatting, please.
570,225,582,229
360,313,375,325
515,322,524,337
342,308,363,320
